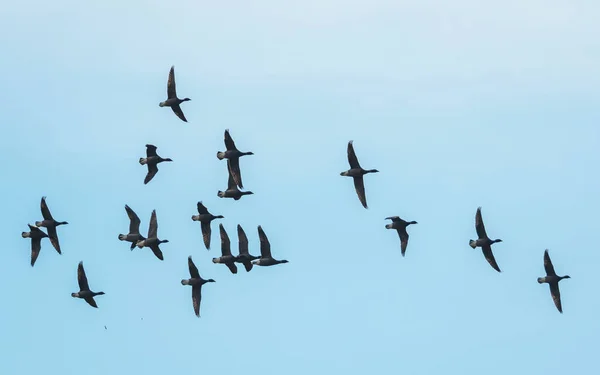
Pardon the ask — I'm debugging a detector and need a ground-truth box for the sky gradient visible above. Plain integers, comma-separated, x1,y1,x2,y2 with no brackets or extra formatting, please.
1,1,599,374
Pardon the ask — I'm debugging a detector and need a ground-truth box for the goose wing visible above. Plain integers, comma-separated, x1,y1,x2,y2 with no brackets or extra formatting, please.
30,238,42,267
226,161,237,190
125,204,142,234
481,244,501,272
475,207,488,239
40,196,54,220
146,144,158,157
353,176,368,209
398,227,409,257
167,65,177,99
84,297,98,308
148,210,158,238
224,129,237,151
77,261,91,291
549,283,563,313
192,285,202,317
196,201,209,215
201,222,212,250
171,105,188,122
385,216,401,222
347,140,361,169
237,224,249,255
226,263,238,274
144,163,159,184
543,249,557,276
219,224,232,256
188,256,200,279
149,244,164,260
258,225,272,258
228,157,244,188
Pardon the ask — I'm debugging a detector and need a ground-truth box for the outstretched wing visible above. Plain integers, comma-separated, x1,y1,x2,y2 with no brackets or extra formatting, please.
171,105,188,122
201,222,212,250
188,256,200,279
192,286,202,317
146,144,158,157
549,283,563,313
475,207,488,239
347,140,361,169
237,224,249,255
353,176,368,209
219,224,232,256
167,65,177,99
40,196,54,220
148,210,158,238
226,161,237,190
228,157,244,188
543,249,557,276
258,226,272,258
224,129,237,151
196,201,209,215
84,297,98,308
125,205,142,234
398,228,409,257
482,244,501,272
30,238,42,267
149,244,164,261
77,261,91,291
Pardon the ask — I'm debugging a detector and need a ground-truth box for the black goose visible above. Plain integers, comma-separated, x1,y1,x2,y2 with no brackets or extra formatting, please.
118,204,146,250
21,224,49,267
35,196,68,254
538,249,570,313
71,261,105,308
469,207,503,272
191,201,224,250
139,144,173,185
340,140,379,209
385,216,418,257
212,224,238,274
216,129,254,188
181,256,215,317
252,226,289,267
158,65,191,122
234,224,260,272
136,209,169,260
217,160,254,200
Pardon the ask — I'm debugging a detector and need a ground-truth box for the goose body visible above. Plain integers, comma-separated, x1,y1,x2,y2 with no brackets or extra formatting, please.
234,224,260,272
118,204,146,250
181,256,215,317
251,225,289,267
136,209,169,260
218,160,254,200
385,216,417,257
469,207,503,272
21,224,49,267
191,201,224,250
139,144,173,184
159,65,191,122
537,249,570,313
216,129,254,188
71,261,105,308
35,196,68,254
211,224,238,274
340,140,379,209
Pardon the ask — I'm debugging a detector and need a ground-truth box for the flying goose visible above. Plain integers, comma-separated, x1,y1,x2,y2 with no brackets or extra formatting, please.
340,140,379,209
212,224,238,274
469,207,503,272
35,196,68,254
191,201,224,250
252,225,289,267
139,144,173,185
216,129,254,188
538,249,571,313
234,224,260,272
217,160,254,200
71,261,105,308
181,256,215,317
136,209,169,260
118,204,146,250
21,224,49,267
158,65,191,122
385,216,418,257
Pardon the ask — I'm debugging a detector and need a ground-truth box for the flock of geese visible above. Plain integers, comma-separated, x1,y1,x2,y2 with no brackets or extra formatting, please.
20,66,570,317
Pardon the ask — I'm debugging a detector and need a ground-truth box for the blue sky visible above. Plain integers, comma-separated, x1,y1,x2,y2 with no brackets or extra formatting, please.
1,1,599,374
